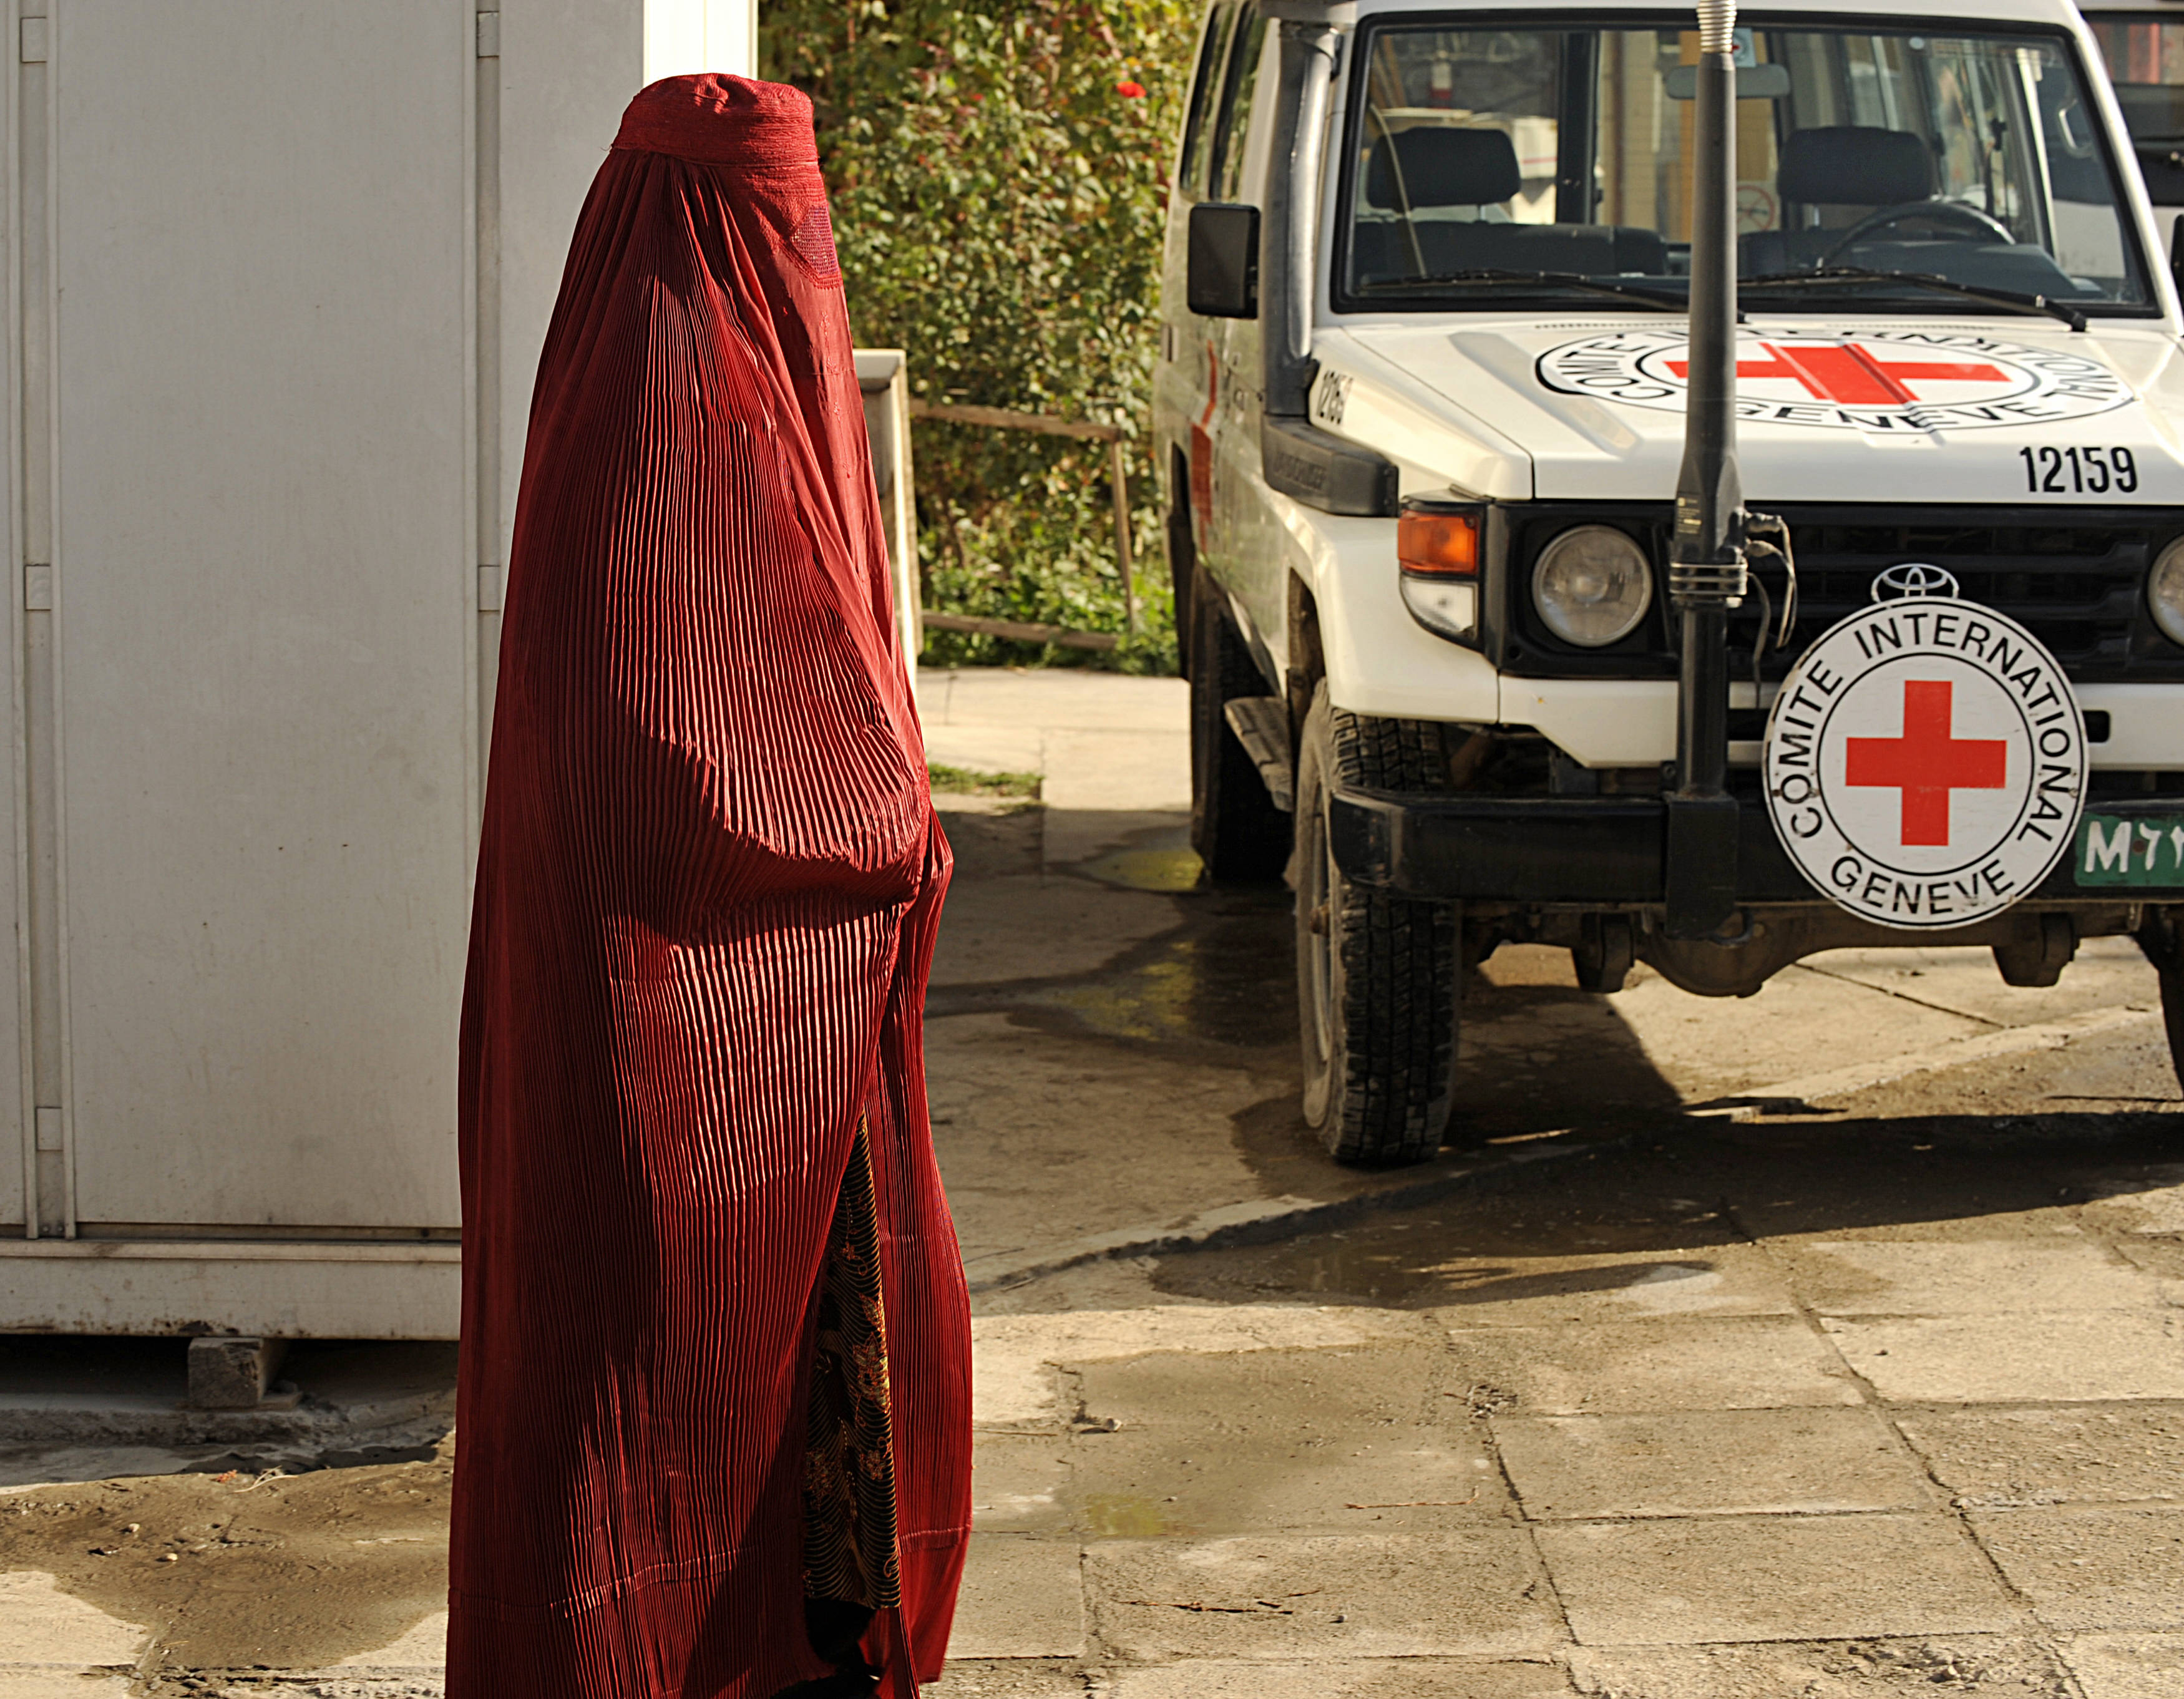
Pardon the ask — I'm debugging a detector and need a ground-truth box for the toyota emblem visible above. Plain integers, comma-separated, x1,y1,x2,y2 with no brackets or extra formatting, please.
1871,563,1961,602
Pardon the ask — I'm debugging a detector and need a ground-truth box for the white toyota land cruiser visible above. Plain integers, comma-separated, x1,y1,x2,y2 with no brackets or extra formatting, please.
1156,0,2184,1163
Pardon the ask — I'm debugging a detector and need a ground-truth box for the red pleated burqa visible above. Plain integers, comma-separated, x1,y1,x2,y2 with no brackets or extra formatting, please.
450,75,969,1699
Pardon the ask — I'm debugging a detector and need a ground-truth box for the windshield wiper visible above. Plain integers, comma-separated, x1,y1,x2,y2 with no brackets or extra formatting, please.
1742,267,2089,332
1357,268,1689,311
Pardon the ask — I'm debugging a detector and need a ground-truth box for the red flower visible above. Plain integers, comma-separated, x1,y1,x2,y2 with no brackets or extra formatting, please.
1115,80,1146,97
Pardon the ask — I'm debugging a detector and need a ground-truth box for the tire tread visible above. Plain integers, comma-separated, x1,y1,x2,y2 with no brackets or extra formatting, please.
1319,704,1460,1166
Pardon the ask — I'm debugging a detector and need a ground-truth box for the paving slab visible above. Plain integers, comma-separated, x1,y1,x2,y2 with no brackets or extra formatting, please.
929,1659,1085,1698
1086,1531,1559,1660
1098,1657,1579,1697
2057,1632,2184,1699
1797,939,2158,1028
1043,809,1193,875
0,1681,138,1699
926,865,1185,989
1041,730,1191,813
970,1307,1430,1429
2075,1164,2184,1238
154,1684,440,1698
1566,1637,2075,1697
0,1569,144,1663
326,1609,446,1667
948,1536,1086,1660
0,1454,450,1674
1894,1406,2184,1507
1441,1318,1861,1415
1460,967,1691,1126
1780,1237,2165,1317
1609,960,1987,1104
1493,1408,1931,1519
1968,1507,2184,1630
924,722,1047,776
931,1015,1279,1275
1538,1514,2014,1646
1067,1345,1511,1534
1821,1313,2184,1403
1740,1202,2093,1244
1418,1247,1800,1329
970,1434,1074,1534
919,668,1189,735
2108,1238,2184,1310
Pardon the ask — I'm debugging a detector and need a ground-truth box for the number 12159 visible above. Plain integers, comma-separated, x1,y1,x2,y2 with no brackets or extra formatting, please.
2020,445,2138,494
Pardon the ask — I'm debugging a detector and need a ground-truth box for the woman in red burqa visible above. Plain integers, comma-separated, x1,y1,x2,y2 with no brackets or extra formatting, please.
449,75,970,1699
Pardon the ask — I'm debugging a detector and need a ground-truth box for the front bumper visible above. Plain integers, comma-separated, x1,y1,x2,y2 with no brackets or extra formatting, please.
1330,789,2184,905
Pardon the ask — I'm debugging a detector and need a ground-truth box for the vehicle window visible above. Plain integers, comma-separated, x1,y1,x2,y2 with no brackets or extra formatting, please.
2084,14,2184,207
1180,2,1241,200
2086,17,2184,144
1210,11,1270,203
1338,20,2151,314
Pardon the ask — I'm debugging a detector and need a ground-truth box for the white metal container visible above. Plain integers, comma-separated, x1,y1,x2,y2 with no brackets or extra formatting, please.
0,0,763,1339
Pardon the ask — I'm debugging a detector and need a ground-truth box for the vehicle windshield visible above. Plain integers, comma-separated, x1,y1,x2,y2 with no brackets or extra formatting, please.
1340,19,2152,313
2083,14,2184,203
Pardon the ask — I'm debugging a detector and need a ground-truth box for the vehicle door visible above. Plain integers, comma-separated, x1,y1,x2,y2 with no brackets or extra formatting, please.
1201,7,1280,648
1162,0,1241,600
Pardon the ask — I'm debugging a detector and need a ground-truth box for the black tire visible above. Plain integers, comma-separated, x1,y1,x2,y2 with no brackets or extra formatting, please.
1189,568,1291,881
2143,910,2184,1095
2161,968,2184,1096
1166,474,1196,674
1294,683,1461,1166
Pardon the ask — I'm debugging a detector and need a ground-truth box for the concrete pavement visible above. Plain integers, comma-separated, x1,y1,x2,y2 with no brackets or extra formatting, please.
0,664,2178,1697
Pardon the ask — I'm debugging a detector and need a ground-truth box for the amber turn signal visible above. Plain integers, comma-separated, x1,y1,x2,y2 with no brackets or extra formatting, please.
1398,504,1481,577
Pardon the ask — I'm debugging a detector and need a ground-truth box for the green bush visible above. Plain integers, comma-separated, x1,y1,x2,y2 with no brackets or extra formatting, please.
761,0,1199,671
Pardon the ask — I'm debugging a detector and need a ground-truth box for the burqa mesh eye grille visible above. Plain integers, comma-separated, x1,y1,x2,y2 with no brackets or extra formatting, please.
793,202,844,285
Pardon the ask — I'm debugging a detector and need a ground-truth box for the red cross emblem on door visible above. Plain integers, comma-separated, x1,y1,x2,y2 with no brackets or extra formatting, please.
1843,679,2008,847
1669,343,2007,406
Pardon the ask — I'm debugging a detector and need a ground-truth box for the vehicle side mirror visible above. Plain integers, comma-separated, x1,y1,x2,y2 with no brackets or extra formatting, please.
1188,203,1260,319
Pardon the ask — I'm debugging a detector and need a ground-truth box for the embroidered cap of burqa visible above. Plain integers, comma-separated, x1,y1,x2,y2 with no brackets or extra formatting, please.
450,74,969,1699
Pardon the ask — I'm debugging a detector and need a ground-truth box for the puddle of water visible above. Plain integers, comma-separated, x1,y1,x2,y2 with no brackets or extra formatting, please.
1039,918,1295,1052
1077,1492,1189,1538
1081,847,1205,893
1047,958,1201,1045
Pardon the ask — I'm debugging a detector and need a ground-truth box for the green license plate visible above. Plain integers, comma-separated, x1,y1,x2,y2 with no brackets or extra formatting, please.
2075,812,2184,887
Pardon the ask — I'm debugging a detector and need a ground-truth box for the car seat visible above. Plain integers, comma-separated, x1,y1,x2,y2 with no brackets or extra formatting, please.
1742,125,1937,273
1350,124,1667,287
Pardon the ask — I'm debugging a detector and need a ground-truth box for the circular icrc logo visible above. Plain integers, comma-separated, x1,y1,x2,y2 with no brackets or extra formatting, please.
1762,597,2087,930
1536,327,2130,431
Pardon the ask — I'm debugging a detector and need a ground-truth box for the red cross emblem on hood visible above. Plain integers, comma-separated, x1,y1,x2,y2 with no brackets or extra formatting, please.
1669,342,2007,406
1843,679,2008,847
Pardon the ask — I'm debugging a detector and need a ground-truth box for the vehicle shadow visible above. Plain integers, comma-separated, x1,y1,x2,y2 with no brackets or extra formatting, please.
1163,1106,2183,1308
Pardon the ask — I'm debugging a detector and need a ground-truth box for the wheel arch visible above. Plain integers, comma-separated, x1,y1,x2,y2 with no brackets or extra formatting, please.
1286,572,1324,739
1166,442,1199,676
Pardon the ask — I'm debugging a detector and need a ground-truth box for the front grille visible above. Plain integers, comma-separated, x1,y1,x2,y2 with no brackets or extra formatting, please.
1488,502,2184,683
1735,508,2177,681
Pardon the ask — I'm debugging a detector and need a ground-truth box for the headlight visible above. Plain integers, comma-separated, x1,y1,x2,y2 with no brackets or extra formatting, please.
2152,535,2184,648
1532,525,1654,648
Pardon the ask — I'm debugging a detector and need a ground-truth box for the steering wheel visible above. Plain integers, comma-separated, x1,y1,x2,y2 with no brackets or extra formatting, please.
1818,199,2016,267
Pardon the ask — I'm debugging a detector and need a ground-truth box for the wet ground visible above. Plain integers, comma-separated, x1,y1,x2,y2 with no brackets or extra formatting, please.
1,666,2179,1697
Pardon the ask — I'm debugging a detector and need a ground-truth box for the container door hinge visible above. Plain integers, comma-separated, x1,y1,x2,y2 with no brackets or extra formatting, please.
33,1108,61,1152
24,564,52,611
19,18,47,63
475,11,499,57
477,564,502,612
